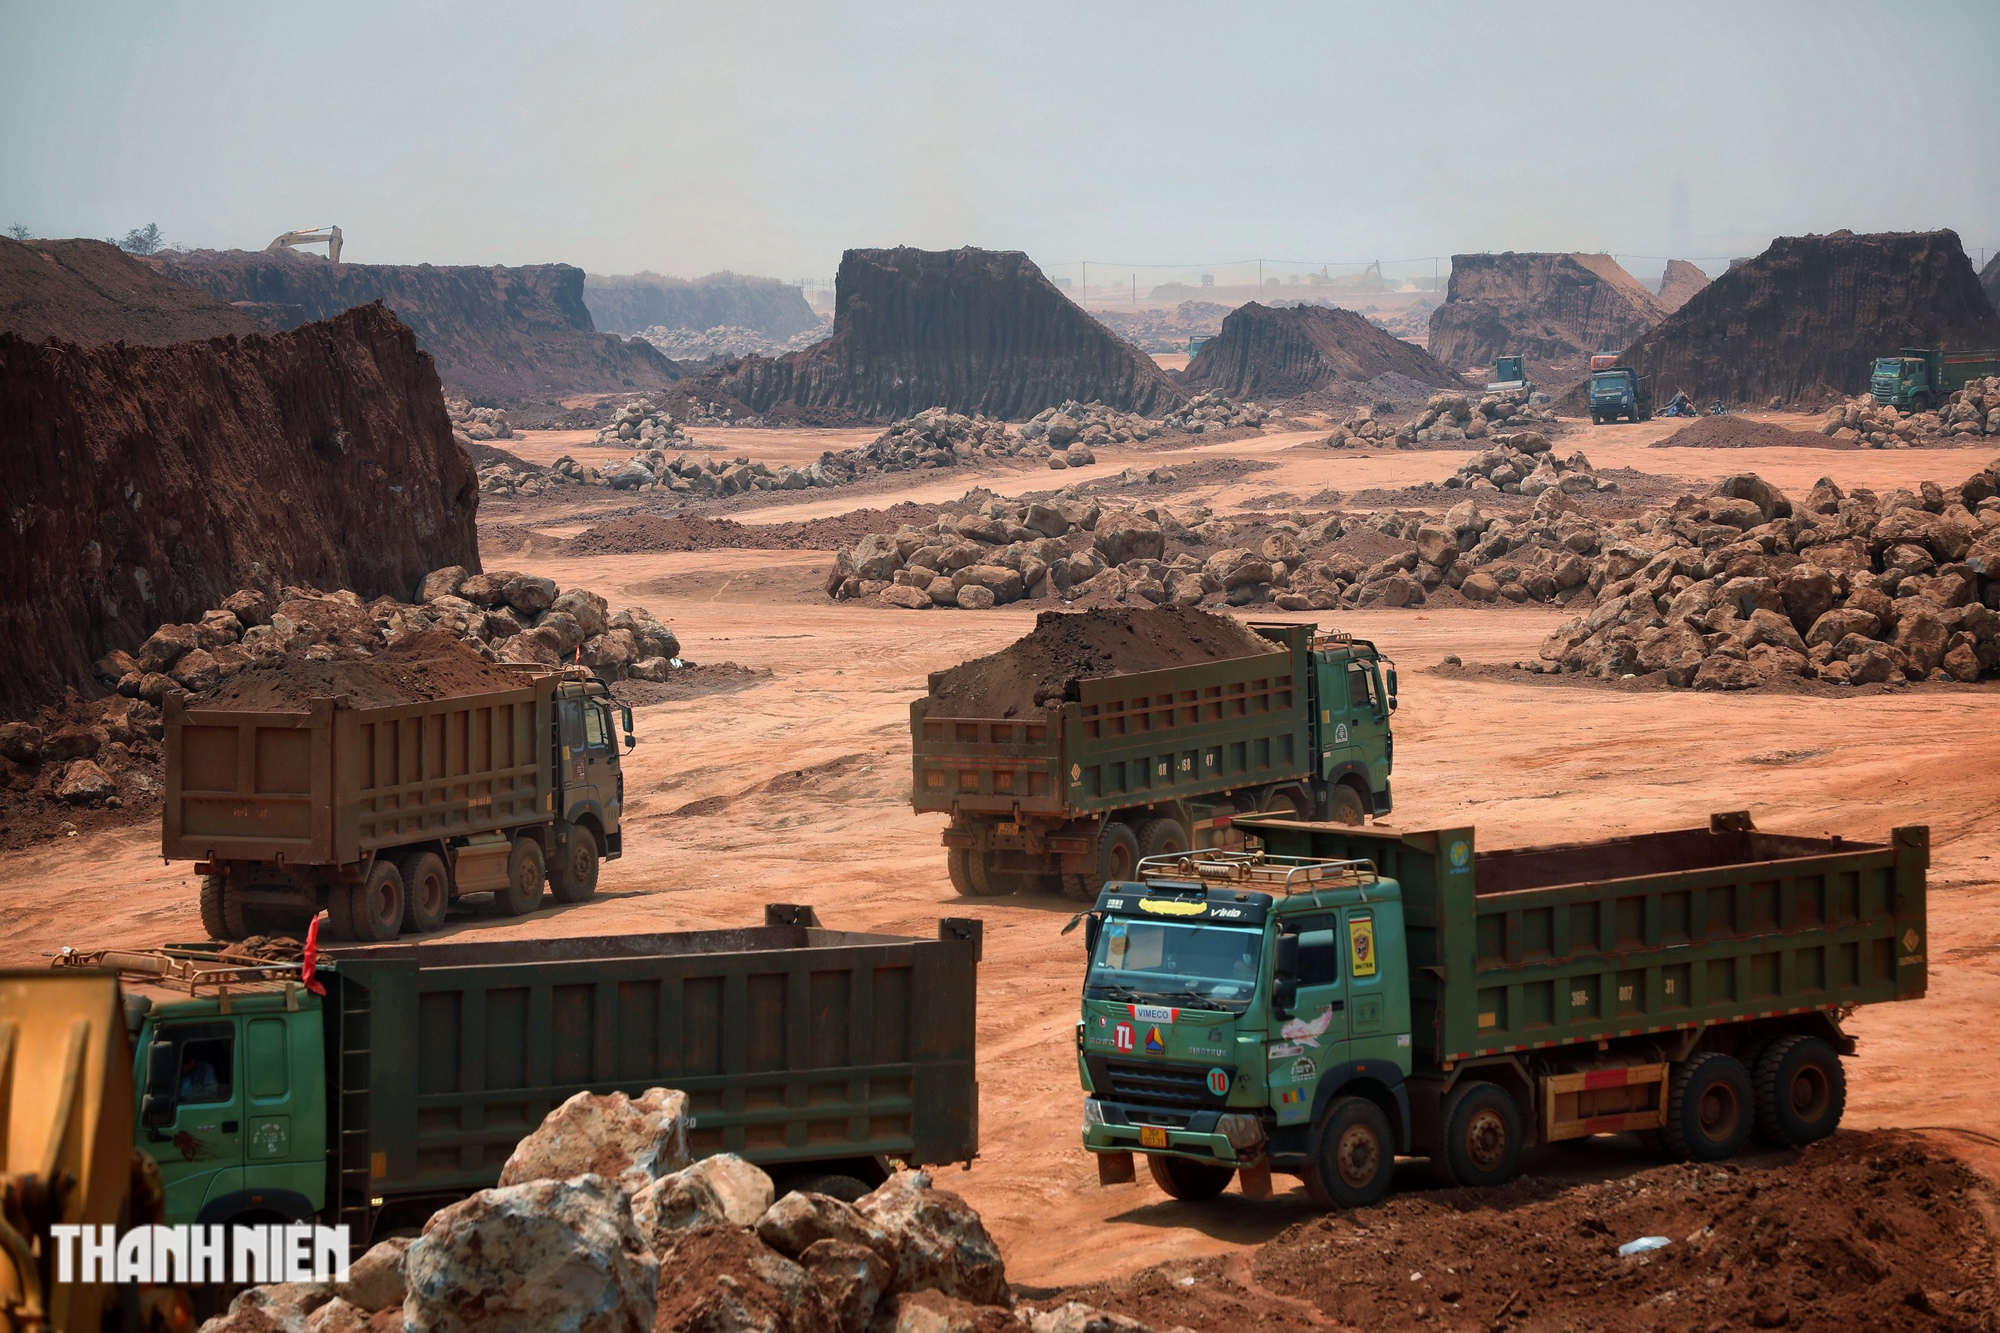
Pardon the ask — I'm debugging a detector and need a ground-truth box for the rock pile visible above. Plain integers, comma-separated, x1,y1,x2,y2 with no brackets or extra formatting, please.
827,410,1027,478
1326,391,1555,448
1819,376,2000,446
1018,401,1165,447
447,401,514,440
637,323,826,361
200,1085,1171,1333
1444,434,1614,496
0,693,164,817
1158,391,1268,434
593,399,694,450
1539,464,2000,686
97,566,683,705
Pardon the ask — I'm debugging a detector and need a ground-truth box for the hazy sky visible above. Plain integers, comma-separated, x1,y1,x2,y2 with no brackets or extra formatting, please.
4,0,1996,290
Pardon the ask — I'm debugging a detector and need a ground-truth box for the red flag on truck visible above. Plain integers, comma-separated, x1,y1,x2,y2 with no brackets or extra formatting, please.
301,915,327,995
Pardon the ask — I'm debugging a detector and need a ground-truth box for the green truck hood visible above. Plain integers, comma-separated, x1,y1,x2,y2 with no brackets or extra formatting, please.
1081,998,1246,1063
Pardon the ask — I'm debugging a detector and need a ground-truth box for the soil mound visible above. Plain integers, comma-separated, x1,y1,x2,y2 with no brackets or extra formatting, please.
0,303,479,712
1427,252,1666,378
583,272,821,339
1655,258,1710,313
153,248,682,404
924,607,1280,718
1598,229,2000,408
196,633,523,711
1653,416,1840,449
1179,302,1466,399
1060,1132,1997,1333
670,247,1187,423
0,236,265,346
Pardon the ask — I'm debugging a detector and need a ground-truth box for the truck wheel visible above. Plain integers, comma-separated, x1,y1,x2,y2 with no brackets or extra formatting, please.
1146,1153,1235,1201
1663,1052,1752,1161
332,861,406,943
549,825,600,904
497,838,546,916
965,852,1021,895
1135,817,1190,862
1303,1096,1395,1209
1260,787,1309,819
1062,821,1140,901
1441,1081,1523,1188
1327,785,1367,827
397,852,450,933
785,1173,872,1204
1752,1036,1845,1147
200,874,245,941
946,848,976,895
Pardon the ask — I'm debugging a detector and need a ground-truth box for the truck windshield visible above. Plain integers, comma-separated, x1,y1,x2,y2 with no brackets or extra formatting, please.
1590,374,1626,395
1872,359,1903,376
1086,917,1263,1011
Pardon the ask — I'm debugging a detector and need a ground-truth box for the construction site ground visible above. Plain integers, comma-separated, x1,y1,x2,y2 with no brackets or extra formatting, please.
6,412,1999,1297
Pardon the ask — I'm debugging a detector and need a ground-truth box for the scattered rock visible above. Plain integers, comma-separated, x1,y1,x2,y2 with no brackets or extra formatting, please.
497,1088,690,1193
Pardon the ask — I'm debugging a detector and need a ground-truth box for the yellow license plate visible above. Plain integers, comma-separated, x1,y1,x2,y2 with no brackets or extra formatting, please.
997,821,1020,835
1139,1126,1168,1149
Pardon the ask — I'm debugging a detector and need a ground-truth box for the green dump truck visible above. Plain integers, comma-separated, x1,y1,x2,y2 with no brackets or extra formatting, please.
1074,812,1925,1207
913,624,1396,901
1869,347,2000,410
50,905,980,1247
164,665,633,943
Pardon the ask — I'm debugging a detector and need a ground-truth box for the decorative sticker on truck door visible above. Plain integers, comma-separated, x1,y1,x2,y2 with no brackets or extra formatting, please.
1348,914,1377,978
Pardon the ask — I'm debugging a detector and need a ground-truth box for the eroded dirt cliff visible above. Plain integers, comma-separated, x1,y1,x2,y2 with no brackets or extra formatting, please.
1179,301,1466,399
0,236,267,346
154,249,681,404
1427,252,1666,378
0,303,479,711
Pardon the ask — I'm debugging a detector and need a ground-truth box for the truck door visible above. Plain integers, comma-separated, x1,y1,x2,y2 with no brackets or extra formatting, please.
1271,917,1349,1130
1335,658,1391,802
142,1019,245,1221
557,696,622,830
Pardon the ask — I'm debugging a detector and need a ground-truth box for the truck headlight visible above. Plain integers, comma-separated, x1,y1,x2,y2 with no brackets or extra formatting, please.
1217,1113,1266,1149
1083,1098,1105,1127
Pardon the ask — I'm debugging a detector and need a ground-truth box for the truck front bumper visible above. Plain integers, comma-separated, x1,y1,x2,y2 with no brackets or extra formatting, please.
1080,1098,1258,1165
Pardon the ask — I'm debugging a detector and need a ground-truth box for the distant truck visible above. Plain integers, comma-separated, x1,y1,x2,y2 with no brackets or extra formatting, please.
1870,347,2000,410
1074,812,1926,1208
1485,355,1529,393
913,624,1396,902
165,665,633,942
54,905,980,1246
1587,366,1652,423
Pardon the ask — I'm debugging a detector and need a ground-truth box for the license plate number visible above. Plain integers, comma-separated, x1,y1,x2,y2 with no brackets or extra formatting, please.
997,822,1020,835
1139,1126,1168,1149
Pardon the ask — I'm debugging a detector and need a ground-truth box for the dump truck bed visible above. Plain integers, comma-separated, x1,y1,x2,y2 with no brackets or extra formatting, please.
318,908,981,1236
912,626,1310,819
1240,813,1926,1065
163,680,553,866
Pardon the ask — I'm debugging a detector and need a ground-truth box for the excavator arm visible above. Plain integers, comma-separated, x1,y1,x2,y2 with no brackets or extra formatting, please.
264,225,342,263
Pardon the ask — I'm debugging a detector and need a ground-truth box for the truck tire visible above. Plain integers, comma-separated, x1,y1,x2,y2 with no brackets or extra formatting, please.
784,1173,872,1204
1663,1052,1752,1161
397,851,450,933
1752,1036,1845,1147
200,874,246,941
332,861,406,943
548,824,600,904
1260,787,1309,819
946,848,976,895
1327,785,1368,827
1135,816,1190,862
965,853,1021,896
1441,1081,1523,1188
497,837,546,916
1302,1096,1395,1209
1146,1153,1235,1201
1062,821,1140,901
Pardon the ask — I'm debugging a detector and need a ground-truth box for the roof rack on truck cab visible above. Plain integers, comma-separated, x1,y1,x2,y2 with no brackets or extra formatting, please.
51,941,307,999
1135,849,1377,894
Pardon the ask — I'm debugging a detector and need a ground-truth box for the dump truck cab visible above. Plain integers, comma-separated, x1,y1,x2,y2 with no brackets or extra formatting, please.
1871,355,1932,408
1076,851,1410,1206
1869,346,2000,410
1587,367,1650,423
1307,634,1394,820
553,675,629,867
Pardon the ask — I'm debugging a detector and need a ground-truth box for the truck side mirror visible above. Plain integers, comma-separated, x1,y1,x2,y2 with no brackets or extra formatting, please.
621,704,637,749
1385,667,1398,710
1274,933,1299,978
142,1040,177,1130
1272,979,1299,1017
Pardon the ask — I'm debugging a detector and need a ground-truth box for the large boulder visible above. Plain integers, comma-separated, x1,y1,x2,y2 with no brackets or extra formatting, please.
503,574,559,616
1712,474,1792,522
496,1088,689,1193
550,590,609,639
632,1153,775,1244
756,1192,898,1271
404,1175,657,1333
853,1170,1006,1307
850,534,906,581
417,567,470,603
1093,515,1164,567
799,1239,891,1333
136,622,200,674
651,1224,835,1333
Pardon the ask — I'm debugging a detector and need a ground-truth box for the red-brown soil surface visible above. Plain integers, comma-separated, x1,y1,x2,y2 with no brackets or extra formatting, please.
0,235,266,345
1651,416,1846,450
197,632,521,710
1655,259,1711,314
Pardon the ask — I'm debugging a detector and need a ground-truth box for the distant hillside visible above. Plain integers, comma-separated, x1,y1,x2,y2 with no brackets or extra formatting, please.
1428,252,1666,379
1180,302,1466,398
584,272,820,339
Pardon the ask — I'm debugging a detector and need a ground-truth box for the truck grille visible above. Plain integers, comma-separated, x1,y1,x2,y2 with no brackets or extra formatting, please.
1103,1059,1212,1109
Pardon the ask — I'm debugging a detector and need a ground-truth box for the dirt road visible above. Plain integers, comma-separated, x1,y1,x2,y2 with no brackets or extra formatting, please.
4,415,1996,1287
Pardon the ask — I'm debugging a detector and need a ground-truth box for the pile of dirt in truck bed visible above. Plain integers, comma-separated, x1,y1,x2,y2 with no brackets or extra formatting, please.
924,607,1281,718
0,236,267,346
1652,416,1845,449
1056,1131,1998,1333
195,633,526,711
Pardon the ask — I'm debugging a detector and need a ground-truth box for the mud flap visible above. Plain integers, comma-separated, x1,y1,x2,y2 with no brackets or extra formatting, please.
1237,1159,1273,1199
1096,1151,1135,1185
